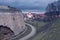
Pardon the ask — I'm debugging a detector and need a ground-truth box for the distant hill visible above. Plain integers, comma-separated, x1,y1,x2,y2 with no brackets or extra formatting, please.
0,5,22,12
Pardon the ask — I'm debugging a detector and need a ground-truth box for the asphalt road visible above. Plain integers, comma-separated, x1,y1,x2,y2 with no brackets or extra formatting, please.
19,23,36,40
11,23,36,40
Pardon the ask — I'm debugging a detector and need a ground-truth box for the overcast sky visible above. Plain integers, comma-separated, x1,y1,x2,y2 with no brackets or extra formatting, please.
0,0,57,11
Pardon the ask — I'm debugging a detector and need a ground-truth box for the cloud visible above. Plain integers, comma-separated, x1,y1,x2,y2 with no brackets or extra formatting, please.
0,0,56,10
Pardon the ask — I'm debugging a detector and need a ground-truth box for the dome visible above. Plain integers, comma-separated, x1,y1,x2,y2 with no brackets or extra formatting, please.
0,6,26,39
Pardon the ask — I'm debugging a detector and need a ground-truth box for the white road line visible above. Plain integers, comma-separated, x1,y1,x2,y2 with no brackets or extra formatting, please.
19,23,36,40
12,26,27,39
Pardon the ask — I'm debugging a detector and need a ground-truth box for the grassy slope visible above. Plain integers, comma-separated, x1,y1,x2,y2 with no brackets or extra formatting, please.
28,19,60,40
0,32,4,40
25,20,47,31
25,20,47,40
40,19,60,40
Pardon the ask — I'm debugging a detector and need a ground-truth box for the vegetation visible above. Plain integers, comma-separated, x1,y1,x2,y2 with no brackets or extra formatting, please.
40,19,60,40
25,20,48,40
25,20,47,32
28,19,60,40
26,0,60,40
0,32,4,40
45,0,60,21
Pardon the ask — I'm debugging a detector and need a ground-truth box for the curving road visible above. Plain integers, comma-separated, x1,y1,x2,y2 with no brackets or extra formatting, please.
19,23,36,40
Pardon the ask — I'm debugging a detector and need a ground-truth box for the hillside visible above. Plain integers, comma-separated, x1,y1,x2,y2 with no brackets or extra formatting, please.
40,19,60,40
28,19,60,40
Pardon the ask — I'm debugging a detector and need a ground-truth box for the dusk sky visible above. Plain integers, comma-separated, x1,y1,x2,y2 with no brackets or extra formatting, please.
0,0,57,11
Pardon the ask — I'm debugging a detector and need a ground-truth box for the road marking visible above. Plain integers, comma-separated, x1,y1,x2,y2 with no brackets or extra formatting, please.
19,23,36,40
